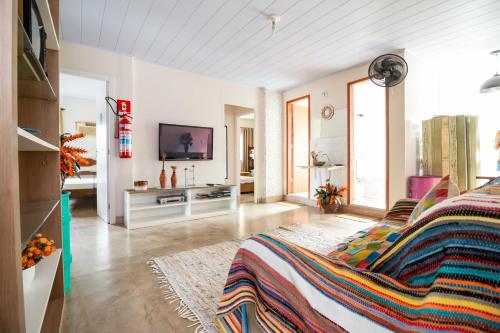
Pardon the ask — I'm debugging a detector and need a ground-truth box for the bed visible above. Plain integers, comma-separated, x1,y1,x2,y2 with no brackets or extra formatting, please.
63,173,97,199
216,188,500,332
240,175,254,194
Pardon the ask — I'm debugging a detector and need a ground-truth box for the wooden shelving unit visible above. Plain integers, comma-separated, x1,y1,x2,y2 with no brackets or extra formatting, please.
1,0,63,332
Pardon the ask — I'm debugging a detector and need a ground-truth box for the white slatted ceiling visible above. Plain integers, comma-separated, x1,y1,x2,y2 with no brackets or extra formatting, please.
61,0,500,90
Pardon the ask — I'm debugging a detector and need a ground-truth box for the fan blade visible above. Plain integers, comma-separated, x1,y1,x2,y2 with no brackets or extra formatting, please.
391,70,402,79
372,73,385,80
373,61,384,73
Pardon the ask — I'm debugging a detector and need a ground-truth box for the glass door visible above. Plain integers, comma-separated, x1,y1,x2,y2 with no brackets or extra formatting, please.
286,96,310,198
349,79,387,209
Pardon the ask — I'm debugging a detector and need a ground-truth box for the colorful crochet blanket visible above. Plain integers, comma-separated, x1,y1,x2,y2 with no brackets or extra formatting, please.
216,192,500,332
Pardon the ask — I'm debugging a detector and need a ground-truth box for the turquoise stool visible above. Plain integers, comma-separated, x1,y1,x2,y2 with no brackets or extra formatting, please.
61,191,72,293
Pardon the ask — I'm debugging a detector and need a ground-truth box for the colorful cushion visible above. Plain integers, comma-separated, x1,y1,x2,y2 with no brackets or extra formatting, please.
383,198,419,222
328,224,405,269
407,175,459,225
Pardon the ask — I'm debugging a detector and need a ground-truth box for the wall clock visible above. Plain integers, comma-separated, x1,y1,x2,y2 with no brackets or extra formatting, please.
321,105,335,120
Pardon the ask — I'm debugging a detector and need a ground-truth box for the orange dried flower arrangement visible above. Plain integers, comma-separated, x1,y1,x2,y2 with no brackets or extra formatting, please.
21,233,56,270
60,133,89,189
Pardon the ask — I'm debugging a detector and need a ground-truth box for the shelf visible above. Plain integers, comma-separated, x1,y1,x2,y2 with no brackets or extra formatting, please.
130,201,187,211
17,19,57,100
191,197,233,204
18,127,59,152
36,0,60,50
20,200,60,248
126,184,235,194
24,249,62,333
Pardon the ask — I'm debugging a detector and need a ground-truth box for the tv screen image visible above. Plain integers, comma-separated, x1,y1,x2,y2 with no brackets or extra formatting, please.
159,124,214,160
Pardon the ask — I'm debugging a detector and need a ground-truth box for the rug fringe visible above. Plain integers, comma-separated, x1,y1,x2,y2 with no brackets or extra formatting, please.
148,259,209,333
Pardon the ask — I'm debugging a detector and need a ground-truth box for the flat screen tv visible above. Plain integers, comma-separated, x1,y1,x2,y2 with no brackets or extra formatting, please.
159,123,214,160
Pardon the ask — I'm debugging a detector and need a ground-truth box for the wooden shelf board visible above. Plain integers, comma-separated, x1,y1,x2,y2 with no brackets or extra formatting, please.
20,200,60,248
40,297,64,333
24,249,62,333
35,0,60,50
18,127,59,151
17,19,57,100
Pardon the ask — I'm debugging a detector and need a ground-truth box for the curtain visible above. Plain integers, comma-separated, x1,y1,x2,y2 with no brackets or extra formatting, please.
241,127,254,172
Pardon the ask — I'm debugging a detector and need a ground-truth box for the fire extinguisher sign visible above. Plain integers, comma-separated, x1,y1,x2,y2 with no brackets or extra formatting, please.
117,99,132,158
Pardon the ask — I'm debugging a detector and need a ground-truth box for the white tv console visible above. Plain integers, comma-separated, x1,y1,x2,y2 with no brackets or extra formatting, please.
124,184,237,229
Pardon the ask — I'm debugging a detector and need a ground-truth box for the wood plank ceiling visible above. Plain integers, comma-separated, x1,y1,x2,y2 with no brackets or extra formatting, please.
61,0,500,90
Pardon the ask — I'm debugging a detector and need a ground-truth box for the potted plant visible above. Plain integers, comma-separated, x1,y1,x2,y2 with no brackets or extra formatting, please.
21,233,56,289
315,182,347,213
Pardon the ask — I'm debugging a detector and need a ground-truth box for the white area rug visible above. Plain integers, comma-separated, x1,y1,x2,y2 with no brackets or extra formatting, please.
149,219,372,333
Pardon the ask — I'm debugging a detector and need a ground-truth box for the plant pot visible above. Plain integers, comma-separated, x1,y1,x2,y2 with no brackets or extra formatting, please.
320,203,340,214
23,265,36,290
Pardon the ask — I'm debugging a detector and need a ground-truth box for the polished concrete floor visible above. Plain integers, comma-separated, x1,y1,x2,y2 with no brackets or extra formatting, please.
62,198,375,333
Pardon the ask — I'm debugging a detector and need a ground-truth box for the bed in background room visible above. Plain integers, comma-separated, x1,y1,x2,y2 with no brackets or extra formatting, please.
240,173,254,194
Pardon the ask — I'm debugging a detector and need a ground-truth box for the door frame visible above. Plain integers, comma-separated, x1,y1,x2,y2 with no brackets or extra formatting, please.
286,95,310,197
347,78,389,210
60,70,111,222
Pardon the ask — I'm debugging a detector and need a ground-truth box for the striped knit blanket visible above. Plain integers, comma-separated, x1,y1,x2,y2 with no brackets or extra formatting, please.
216,192,500,332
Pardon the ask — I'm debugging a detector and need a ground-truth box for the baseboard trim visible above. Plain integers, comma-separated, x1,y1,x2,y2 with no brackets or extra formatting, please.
256,195,284,203
342,204,386,219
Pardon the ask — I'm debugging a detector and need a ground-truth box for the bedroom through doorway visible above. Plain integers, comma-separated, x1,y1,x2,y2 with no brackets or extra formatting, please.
224,105,255,203
60,73,110,222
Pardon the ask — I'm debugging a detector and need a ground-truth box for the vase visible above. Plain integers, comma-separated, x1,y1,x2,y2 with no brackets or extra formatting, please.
23,265,36,290
320,203,341,214
171,166,177,188
160,169,167,188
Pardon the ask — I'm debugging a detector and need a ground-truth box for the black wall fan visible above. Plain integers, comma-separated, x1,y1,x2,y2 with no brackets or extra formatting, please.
368,54,408,87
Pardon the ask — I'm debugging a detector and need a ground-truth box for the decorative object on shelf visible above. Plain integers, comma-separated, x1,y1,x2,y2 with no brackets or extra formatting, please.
21,127,41,136
180,133,193,153
185,165,196,186
368,54,408,87
160,153,167,189
171,166,177,188
310,151,332,167
22,0,47,69
480,50,500,93
60,133,89,189
321,105,335,120
21,233,56,289
315,183,346,214
134,181,148,191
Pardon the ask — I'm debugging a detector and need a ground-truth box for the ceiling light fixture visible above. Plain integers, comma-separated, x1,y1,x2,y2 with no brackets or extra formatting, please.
480,50,500,93
268,15,280,36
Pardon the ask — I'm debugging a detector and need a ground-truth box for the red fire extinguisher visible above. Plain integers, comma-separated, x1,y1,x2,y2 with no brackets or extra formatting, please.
117,99,132,158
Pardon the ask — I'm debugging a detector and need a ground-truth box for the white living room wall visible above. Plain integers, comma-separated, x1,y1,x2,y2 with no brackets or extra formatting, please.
61,42,259,223
283,55,406,208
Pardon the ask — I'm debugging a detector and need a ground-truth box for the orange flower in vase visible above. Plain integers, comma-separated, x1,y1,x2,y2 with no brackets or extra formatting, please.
60,133,89,189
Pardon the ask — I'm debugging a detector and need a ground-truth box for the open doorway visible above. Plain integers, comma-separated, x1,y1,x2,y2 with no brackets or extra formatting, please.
60,73,109,222
224,105,255,203
348,78,388,209
286,96,310,199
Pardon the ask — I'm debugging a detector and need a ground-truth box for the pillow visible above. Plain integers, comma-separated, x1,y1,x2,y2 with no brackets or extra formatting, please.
384,198,419,222
407,175,459,225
